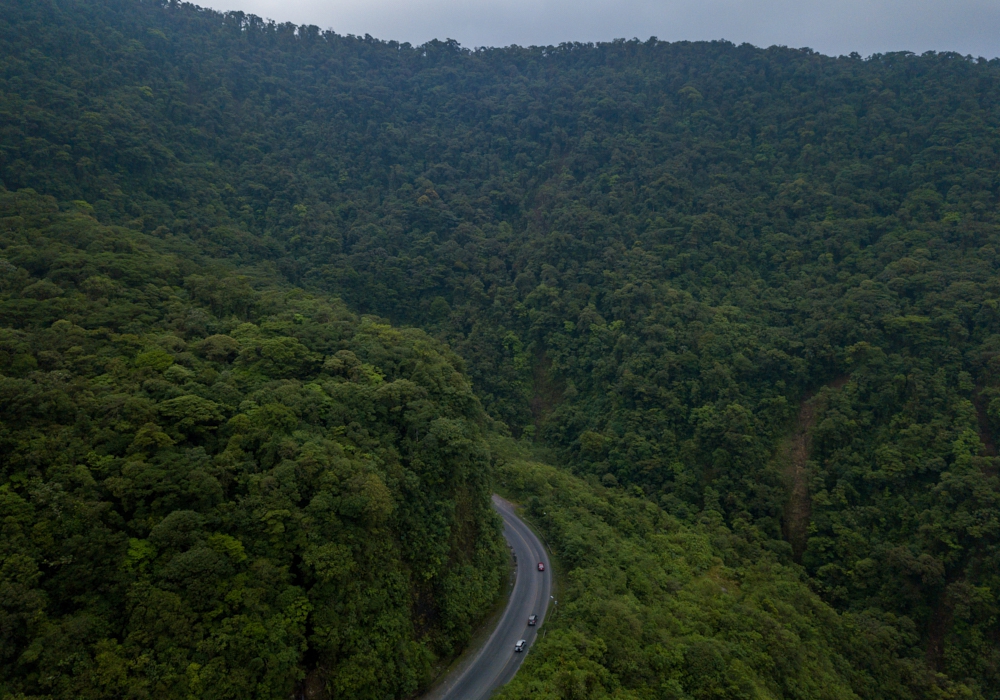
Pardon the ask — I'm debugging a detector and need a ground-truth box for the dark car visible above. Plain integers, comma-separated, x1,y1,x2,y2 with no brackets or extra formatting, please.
537,562,545,572
514,639,527,652
528,614,538,626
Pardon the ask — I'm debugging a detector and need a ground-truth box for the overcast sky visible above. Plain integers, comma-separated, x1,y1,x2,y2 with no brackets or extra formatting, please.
197,0,1000,57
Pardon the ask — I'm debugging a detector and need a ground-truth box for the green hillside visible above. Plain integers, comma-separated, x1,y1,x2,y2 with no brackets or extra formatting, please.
0,190,506,698
494,451,972,699
2,0,1000,697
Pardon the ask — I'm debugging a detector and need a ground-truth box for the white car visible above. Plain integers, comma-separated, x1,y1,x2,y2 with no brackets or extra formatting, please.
514,639,527,652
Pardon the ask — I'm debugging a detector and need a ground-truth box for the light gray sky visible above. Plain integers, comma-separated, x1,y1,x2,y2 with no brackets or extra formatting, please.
199,0,1000,58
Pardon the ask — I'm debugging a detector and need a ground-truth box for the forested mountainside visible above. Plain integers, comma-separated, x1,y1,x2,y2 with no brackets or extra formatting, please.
3,0,1000,697
0,190,506,698
494,453,970,700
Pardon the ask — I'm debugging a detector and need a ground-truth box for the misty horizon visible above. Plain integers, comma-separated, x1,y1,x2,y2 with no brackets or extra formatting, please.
198,0,1000,59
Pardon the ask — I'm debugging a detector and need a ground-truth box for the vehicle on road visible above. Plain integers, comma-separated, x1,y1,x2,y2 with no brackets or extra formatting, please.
537,562,545,571
427,497,549,699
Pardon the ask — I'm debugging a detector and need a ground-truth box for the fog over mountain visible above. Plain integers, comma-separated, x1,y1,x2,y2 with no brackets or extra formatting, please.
201,0,1000,57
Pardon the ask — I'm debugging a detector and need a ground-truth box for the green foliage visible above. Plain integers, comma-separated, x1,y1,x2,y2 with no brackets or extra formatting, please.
495,455,974,699
2,0,1000,694
0,191,506,699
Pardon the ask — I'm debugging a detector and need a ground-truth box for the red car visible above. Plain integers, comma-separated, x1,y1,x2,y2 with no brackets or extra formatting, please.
537,562,545,572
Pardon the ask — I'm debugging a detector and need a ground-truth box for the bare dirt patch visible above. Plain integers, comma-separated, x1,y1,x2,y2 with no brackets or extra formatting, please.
972,385,997,464
780,376,848,562
530,351,564,433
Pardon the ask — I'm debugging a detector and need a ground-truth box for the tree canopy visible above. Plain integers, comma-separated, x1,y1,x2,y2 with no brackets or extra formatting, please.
2,0,1000,697
0,190,506,698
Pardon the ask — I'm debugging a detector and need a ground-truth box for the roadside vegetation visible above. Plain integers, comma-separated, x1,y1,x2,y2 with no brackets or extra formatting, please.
495,451,974,699
0,191,506,698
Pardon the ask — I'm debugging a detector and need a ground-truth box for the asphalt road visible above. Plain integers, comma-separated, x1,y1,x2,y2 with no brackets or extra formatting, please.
422,495,552,700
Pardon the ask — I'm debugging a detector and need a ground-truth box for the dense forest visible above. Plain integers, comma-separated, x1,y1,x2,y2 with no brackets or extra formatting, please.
0,190,507,698
494,451,976,699
2,0,1000,697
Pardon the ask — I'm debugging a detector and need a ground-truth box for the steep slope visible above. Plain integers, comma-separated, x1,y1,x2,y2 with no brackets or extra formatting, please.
0,190,506,699
493,450,972,699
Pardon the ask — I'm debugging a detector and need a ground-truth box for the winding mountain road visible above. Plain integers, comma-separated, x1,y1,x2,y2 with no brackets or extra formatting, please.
422,495,552,700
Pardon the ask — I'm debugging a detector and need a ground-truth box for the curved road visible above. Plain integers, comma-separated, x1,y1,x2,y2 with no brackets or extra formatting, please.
423,495,552,700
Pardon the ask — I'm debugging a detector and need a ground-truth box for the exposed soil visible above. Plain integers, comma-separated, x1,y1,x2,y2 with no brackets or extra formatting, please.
530,350,564,433
925,586,954,672
972,385,998,473
300,670,327,700
781,402,814,561
781,376,849,562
